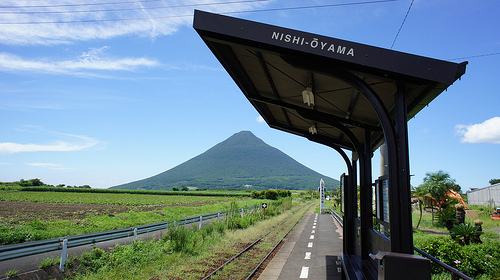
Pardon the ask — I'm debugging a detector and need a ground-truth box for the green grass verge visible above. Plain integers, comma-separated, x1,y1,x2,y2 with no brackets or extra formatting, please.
0,199,268,245
65,198,304,280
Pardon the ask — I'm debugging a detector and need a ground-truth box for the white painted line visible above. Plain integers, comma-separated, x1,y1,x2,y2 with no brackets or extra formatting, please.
311,230,315,233
305,252,311,259
313,222,316,225
300,266,309,278
310,235,315,239
308,242,313,248
312,225,316,229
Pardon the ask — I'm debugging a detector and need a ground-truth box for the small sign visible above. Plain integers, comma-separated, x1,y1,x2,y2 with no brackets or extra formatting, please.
319,179,325,214
262,203,267,209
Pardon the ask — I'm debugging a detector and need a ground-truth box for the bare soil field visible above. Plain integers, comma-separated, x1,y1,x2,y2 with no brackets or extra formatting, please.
0,201,211,222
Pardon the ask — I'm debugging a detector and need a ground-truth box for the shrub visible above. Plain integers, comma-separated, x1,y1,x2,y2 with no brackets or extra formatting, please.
435,205,457,230
415,235,500,278
450,223,482,245
265,189,278,200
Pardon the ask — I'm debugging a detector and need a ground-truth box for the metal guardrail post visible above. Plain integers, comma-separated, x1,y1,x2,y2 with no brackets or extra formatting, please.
199,215,203,229
59,239,68,272
0,207,257,263
241,208,244,218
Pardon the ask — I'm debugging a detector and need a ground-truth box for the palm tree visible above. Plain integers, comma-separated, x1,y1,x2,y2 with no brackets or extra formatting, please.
412,185,428,229
421,171,461,211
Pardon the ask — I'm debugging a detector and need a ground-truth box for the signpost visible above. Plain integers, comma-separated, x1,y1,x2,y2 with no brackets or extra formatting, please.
319,179,325,214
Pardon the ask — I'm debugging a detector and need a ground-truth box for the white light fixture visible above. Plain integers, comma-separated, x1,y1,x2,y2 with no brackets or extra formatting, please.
309,125,317,135
302,87,315,107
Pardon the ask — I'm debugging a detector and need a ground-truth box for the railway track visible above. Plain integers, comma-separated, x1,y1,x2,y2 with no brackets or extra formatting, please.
201,202,315,280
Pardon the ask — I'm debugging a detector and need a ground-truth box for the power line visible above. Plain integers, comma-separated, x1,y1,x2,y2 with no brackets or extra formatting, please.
0,0,397,25
448,52,500,61
0,0,270,14
391,0,413,49
0,0,164,9
225,0,397,15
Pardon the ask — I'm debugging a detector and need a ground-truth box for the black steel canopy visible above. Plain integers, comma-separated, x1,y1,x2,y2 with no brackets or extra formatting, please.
194,11,468,272
193,10,467,153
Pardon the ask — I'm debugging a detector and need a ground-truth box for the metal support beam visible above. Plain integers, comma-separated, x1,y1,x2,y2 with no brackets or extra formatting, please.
344,157,357,256
360,129,373,260
390,83,413,253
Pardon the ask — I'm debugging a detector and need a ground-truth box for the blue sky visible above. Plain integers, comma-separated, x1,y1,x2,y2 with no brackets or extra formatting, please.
1,0,499,192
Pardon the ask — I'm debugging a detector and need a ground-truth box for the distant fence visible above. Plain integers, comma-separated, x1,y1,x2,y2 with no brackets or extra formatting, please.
0,206,257,270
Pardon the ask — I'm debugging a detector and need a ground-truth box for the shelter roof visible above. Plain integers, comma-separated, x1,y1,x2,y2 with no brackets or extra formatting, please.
194,10,467,152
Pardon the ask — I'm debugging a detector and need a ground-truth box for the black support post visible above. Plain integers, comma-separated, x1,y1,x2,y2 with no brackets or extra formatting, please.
360,129,373,260
393,83,413,253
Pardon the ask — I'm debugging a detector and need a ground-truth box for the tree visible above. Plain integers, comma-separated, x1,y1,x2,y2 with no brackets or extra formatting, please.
181,186,189,191
420,171,460,211
265,189,278,200
412,185,430,229
489,179,500,185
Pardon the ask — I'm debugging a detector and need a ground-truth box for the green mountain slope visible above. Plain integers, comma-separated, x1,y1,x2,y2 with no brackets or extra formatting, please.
111,131,339,191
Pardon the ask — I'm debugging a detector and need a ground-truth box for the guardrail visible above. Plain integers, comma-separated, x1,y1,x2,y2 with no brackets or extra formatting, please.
327,208,473,280
0,206,257,270
328,208,343,227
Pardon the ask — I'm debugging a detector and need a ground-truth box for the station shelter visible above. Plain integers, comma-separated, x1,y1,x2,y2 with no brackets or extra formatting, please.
193,10,466,279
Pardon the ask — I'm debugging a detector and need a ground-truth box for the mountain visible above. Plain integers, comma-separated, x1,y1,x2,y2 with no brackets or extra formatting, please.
111,131,339,191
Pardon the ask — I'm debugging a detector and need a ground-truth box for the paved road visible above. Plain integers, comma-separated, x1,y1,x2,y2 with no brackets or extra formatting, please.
259,212,343,280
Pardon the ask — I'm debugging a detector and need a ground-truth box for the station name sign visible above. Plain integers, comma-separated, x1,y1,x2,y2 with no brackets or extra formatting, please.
194,10,465,85
271,31,355,57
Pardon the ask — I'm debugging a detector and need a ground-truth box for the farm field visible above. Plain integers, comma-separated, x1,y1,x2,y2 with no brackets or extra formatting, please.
63,197,306,280
0,190,264,245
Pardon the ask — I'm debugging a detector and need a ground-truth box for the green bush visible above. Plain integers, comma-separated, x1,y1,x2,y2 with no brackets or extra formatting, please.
251,189,290,200
450,223,482,245
265,189,278,200
415,235,500,279
435,205,457,230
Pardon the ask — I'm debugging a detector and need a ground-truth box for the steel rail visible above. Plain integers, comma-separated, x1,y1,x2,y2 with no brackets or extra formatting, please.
201,213,292,280
245,211,307,280
203,203,315,280
328,208,473,280
0,206,255,262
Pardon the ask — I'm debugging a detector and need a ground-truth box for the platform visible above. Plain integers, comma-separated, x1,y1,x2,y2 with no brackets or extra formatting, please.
259,212,343,280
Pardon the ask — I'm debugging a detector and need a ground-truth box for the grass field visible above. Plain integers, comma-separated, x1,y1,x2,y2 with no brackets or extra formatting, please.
0,191,239,206
64,198,311,280
0,190,267,245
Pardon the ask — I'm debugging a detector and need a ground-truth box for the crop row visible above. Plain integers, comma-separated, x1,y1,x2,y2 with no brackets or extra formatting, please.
0,191,243,206
18,186,251,197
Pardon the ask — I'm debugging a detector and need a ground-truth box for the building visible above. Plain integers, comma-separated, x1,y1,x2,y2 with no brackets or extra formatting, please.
467,183,500,207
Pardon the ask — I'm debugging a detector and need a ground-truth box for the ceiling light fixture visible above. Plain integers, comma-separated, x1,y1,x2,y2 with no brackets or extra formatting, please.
302,87,315,107
309,125,317,135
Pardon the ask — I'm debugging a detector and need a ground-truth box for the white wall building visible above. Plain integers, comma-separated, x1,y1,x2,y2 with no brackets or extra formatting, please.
467,183,500,207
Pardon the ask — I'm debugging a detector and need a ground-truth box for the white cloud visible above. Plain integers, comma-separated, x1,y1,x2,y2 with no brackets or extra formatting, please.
455,117,500,144
0,1,270,45
257,115,265,123
0,134,100,154
0,48,159,75
26,163,73,170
